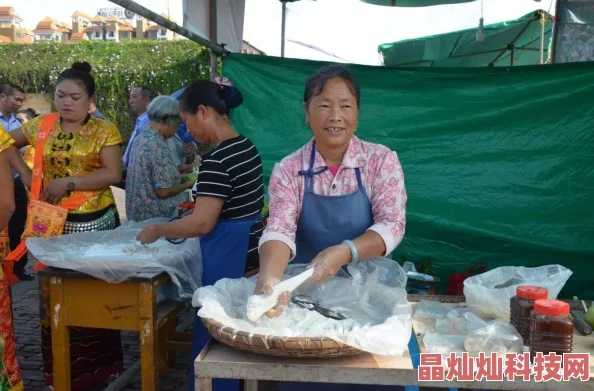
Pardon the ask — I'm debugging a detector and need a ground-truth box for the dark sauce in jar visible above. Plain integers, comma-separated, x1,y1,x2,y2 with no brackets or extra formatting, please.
530,299,573,357
510,285,548,346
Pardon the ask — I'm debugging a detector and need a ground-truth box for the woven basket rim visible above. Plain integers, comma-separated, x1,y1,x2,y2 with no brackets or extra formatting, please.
202,316,362,347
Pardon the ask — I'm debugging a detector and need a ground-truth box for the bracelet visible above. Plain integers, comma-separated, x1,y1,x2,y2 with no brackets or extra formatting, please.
342,239,359,264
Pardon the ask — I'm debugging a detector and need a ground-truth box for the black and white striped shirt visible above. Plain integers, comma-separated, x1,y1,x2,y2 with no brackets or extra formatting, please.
195,136,264,259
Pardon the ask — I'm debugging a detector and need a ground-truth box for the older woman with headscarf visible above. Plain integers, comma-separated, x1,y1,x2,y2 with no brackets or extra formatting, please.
125,95,196,222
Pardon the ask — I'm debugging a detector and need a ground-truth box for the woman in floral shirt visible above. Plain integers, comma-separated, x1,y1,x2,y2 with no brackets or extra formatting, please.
125,96,195,222
255,64,407,320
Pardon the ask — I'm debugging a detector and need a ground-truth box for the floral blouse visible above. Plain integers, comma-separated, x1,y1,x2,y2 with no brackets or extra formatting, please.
259,136,407,259
125,127,181,222
21,115,123,214
0,126,14,152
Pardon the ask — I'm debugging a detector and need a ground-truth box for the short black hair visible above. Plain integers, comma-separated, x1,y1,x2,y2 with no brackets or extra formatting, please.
17,108,38,121
179,80,243,117
303,65,361,110
57,61,96,98
135,86,156,101
0,83,25,96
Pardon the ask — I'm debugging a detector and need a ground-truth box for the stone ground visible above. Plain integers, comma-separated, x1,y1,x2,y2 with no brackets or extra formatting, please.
10,187,194,390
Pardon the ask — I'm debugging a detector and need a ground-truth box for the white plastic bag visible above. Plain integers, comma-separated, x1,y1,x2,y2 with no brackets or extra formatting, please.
463,265,572,320
193,258,412,356
464,319,523,356
26,218,202,299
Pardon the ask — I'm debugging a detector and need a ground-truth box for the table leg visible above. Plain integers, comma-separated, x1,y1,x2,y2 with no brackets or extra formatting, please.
139,282,158,391
49,277,71,391
195,377,212,391
244,379,258,391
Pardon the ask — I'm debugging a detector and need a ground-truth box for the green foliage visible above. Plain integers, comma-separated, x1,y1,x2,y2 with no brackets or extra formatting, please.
0,40,211,140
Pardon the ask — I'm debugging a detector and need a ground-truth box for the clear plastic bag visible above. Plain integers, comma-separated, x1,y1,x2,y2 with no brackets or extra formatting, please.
463,265,572,320
193,257,412,356
26,218,202,299
464,319,524,356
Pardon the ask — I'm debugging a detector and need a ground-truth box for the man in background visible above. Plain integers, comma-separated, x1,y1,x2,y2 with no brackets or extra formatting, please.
119,86,154,189
0,83,32,281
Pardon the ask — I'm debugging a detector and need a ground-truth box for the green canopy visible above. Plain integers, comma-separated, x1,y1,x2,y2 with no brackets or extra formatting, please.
379,10,554,67
284,0,478,7
360,0,476,6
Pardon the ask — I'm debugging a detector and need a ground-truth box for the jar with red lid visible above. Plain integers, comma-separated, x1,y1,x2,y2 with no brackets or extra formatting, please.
510,285,548,345
530,299,573,356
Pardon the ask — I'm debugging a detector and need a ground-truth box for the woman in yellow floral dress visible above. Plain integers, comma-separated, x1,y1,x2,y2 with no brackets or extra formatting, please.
0,124,22,391
10,62,124,389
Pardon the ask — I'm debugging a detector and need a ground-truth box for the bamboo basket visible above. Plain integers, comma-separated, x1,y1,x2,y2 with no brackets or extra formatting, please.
202,317,363,358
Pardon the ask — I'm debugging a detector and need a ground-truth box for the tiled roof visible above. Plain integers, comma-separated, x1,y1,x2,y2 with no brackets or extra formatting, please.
0,34,11,43
0,7,23,21
70,32,88,41
91,15,106,23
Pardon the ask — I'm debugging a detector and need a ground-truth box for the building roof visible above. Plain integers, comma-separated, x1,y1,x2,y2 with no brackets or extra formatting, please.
0,34,11,43
0,7,23,22
72,11,92,20
34,17,59,32
91,15,106,23
69,32,88,41
119,25,134,32
105,16,125,24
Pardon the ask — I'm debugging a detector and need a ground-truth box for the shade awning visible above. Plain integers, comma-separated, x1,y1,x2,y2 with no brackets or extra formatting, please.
360,0,476,6
379,10,554,67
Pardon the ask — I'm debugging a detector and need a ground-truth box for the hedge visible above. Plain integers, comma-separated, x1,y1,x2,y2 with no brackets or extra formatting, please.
0,40,211,140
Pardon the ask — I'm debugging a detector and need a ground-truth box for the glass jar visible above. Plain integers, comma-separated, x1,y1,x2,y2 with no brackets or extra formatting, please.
510,285,548,346
530,299,573,357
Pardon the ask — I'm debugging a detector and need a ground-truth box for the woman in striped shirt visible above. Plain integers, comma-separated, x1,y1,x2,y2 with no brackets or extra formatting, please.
136,77,264,391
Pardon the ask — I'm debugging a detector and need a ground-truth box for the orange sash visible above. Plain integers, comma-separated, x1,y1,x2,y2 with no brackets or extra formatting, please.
2,114,92,285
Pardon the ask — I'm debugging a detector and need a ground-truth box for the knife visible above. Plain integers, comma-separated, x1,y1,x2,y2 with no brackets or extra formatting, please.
571,310,593,336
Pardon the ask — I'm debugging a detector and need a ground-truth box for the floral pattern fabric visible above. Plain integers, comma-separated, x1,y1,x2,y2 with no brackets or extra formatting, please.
0,126,23,390
259,136,407,258
125,127,181,222
21,115,123,214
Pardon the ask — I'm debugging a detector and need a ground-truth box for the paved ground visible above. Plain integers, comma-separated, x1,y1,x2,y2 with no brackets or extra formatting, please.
10,187,195,391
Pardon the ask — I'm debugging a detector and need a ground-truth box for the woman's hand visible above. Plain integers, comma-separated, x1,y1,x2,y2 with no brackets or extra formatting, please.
254,274,290,318
307,244,352,283
183,142,197,156
137,224,161,244
40,177,70,204
178,164,193,174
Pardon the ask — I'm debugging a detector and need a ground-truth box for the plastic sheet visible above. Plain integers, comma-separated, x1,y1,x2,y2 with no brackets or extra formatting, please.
464,320,524,356
463,265,572,321
193,258,412,356
26,218,202,299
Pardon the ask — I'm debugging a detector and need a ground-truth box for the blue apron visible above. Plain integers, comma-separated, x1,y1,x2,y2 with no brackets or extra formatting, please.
188,214,260,391
281,142,397,390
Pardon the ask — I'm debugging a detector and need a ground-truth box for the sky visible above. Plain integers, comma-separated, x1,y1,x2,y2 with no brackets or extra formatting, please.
12,0,556,65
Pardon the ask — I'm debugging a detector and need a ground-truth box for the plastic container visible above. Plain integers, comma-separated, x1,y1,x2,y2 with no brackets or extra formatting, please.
530,299,573,357
178,201,195,217
510,285,548,345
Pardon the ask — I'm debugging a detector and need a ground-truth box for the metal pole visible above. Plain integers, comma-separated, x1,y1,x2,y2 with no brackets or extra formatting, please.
540,17,545,64
210,0,218,79
550,0,563,64
281,1,287,57
107,0,224,55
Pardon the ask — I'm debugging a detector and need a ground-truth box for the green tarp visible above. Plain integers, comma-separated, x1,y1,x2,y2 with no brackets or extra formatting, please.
222,53,594,298
379,10,554,67
360,0,475,6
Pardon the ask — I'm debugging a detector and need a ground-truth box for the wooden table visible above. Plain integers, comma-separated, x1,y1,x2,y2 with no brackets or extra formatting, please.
194,295,594,390
38,267,191,391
